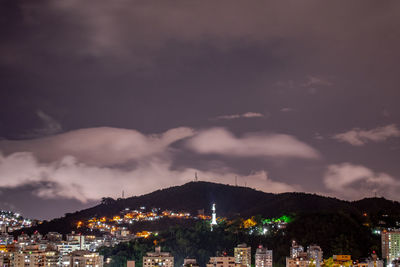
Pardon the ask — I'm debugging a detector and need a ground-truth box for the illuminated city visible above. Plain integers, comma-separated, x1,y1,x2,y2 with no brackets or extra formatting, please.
0,195,398,266
0,211,35,233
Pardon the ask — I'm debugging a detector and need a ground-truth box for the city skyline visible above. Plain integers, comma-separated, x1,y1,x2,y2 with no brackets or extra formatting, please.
1,0,400,219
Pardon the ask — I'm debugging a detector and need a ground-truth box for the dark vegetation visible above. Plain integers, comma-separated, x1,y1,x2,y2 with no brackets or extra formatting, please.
99,211,380,267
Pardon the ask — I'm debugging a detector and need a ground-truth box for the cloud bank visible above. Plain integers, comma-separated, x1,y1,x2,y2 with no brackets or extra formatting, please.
3,125,397,204
324,163,400,200
187,128,319,159
0,152,296,203
0,127,305,202
333,124,400,146
0,127,195,166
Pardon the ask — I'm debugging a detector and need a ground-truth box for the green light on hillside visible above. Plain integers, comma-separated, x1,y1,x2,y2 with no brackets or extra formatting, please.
279,215,292,223
262,215,292,224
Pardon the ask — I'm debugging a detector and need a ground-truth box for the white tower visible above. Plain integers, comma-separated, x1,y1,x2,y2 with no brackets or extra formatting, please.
211,203,217,225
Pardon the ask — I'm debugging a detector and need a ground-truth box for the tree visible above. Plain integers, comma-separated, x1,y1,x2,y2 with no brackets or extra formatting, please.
102,197,116,205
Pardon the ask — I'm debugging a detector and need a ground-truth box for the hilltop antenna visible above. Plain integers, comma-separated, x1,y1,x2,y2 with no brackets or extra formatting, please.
122,190,125,198
235,176,238,186
195,172,198,182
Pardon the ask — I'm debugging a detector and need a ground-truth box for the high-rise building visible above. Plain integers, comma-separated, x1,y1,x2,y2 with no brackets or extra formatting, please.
366,251,384,267
307,245,323,267
57,241,85,256
13,252,41,267
31,231,43,242
0,252,14,267
61,250,103,267
143,246,174,267
255,245,272,267
46,232,63,242
0,233,13,245
286,242,311,267
234,243,251,267
392,259,400,267
382,230,400,264
286,257,309,267
13,250,60,267
290,241,304,259
207,256,236,267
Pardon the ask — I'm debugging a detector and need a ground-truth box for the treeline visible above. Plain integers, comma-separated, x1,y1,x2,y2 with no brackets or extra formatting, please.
99,211,380,267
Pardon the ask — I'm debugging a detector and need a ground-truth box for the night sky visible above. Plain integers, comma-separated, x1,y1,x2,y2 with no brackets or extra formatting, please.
1,0,400,220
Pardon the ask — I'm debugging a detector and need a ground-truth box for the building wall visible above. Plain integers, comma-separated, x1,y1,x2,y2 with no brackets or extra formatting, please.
382,231,400,264
13,252,46,267
255,247,272,267
143,256,174,267
286,257,309,267
63,252,103,267
367,260,384,267
235,245,251,267
207,256,236,267
307,245,323,267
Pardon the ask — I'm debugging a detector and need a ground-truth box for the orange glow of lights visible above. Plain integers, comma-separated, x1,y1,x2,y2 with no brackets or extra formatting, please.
136,231,151,238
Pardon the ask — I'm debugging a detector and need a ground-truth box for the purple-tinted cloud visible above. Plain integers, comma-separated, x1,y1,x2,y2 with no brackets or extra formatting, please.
0,127,195,166
0,152,296,202
186,128,320,159
213,112,265,120
324,163,400,200
333,124,400,146
0,127,301,202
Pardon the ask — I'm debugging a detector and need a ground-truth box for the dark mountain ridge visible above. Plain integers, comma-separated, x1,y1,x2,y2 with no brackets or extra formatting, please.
14,181,400,235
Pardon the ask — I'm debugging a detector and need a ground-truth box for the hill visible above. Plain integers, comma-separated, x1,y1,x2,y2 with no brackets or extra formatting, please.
13,181,400,236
